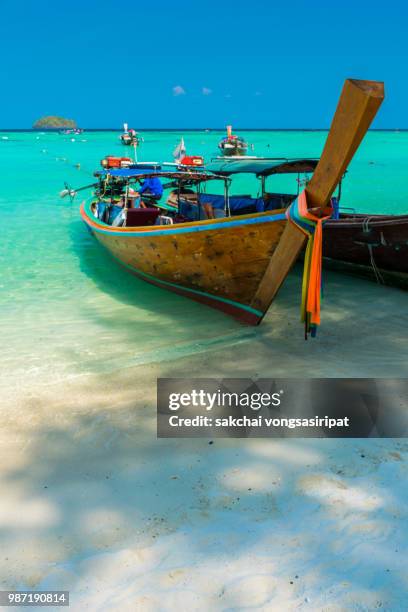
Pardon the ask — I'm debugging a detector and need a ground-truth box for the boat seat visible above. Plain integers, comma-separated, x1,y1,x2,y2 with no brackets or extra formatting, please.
263,193,297,210
200,193,263,216
178,192,297,220
174,214,189,223
125,208,161,227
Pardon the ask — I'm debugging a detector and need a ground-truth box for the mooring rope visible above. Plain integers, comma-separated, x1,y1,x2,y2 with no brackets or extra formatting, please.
368,244,385,284
361,217,385,285
40,144,94,178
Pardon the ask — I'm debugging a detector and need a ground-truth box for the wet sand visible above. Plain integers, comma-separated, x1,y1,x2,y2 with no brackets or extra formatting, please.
1,268,407,610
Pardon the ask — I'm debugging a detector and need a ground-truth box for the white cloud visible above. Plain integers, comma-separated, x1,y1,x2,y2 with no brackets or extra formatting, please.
202,87,212,95
172,85,186,96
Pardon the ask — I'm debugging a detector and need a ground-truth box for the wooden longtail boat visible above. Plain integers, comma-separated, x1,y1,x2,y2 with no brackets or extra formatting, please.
80,79,384,330
323,213,408,289
121,132,139,146
218,125,248,156
60,128,83,135
218,136,248,156
120,124,140,146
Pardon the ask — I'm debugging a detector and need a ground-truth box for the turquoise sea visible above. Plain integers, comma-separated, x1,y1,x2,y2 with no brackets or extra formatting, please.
1,130,407,393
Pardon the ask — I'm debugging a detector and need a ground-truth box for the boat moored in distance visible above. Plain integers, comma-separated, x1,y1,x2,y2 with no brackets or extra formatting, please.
323,213,408,289
121,131,140,146
60,128,84,135
79,79,385,335
218,125,248,156
120,123,140,146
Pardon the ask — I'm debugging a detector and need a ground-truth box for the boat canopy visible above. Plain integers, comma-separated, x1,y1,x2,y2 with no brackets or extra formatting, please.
206,158,319,177
95,165,161,179
95,167,219,183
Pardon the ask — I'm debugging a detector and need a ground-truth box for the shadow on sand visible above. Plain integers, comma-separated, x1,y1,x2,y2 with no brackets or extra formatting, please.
0,376,407,608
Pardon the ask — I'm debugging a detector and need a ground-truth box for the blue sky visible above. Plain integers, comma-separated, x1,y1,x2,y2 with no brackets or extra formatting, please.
0,0,407,128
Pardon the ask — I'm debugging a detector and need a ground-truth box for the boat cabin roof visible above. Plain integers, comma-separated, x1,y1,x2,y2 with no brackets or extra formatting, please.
95,167,219,184
95,165,161,179
206,157,319,177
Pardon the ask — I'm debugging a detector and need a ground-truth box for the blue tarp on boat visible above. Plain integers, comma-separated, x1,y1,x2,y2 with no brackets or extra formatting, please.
96,166,162,178
199,193,265,212
206,158,319,177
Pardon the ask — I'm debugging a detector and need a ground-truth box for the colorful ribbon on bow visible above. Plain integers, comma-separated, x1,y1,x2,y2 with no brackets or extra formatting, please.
286,191,333,338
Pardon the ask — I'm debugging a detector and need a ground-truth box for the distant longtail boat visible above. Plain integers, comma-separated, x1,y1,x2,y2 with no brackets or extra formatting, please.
218,125,248,156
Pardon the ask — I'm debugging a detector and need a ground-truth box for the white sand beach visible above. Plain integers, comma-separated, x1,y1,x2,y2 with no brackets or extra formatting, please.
1,268,407,610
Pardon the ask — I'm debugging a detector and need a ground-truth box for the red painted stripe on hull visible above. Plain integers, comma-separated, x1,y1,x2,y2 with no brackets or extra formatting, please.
119,261,262,325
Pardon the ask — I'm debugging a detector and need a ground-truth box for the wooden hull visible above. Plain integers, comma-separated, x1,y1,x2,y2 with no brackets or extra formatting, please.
221,147,247,156
80,201,287,323
219,144,247,156
218,138,248,157
323,213,408,289
120,134,138,146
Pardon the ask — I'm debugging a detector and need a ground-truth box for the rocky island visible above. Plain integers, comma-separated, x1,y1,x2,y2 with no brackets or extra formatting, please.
33,115,77,129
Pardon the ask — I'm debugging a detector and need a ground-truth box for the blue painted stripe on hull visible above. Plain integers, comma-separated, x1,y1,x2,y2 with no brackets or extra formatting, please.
82,205,286,237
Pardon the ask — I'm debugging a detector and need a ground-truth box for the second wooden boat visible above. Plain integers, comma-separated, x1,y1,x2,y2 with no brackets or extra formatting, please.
323,213,408,289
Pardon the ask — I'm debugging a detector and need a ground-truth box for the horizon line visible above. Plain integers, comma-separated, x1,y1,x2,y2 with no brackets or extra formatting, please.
0,127,406,132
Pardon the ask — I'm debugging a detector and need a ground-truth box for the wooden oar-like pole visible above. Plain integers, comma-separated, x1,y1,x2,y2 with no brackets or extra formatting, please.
60,182,98,198
251,79,384,318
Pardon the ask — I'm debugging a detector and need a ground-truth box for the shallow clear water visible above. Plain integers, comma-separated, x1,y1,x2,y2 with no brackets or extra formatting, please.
1,130,407,391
